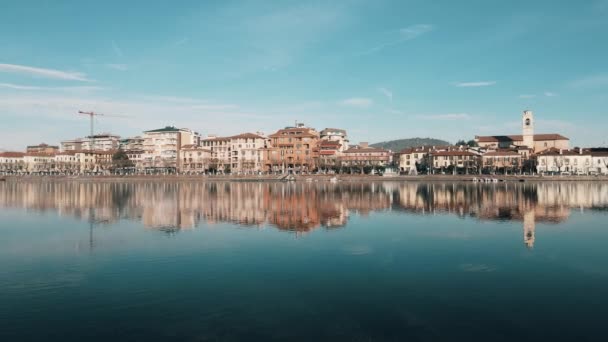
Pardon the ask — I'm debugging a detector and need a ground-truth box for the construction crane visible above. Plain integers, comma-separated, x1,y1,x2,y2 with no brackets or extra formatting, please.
77,110,127,150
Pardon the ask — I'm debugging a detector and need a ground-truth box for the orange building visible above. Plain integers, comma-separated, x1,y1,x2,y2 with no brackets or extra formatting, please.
264,123,320,174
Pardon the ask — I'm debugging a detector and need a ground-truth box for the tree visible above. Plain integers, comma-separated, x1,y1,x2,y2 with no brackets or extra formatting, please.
112,149,133,173
455,140,467,146
466,139,478,147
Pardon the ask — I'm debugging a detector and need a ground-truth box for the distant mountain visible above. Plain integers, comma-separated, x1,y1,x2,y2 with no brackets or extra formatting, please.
370,138,451,152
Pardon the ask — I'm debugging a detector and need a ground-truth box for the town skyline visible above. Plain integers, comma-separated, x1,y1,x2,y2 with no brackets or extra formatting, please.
2,0,608,150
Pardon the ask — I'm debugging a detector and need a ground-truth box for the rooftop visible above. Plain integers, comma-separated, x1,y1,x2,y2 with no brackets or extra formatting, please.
476,134,569,143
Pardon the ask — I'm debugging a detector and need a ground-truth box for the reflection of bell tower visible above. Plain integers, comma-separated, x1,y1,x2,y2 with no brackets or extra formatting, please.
523,210,535,249
522,110,534,150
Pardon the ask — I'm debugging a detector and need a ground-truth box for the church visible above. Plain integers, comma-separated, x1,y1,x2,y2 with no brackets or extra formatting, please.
474,110,569,153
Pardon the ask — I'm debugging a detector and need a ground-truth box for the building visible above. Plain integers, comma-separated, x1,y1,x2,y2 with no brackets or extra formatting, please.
201,135,231,173
317,140,343,171
0,152,26,175
264,123,320,174
228,133,268,174
429,150,478,173
120,136,144,151
180,145,212,174
340,142,391,171
54,151,79,174
482,150,523,173
398,146,437,174
23,153,56,174
61,133,121,152
26,143,59,154
536,148,608,175
475,110,569,153
320,128,349,152
142,126,195,173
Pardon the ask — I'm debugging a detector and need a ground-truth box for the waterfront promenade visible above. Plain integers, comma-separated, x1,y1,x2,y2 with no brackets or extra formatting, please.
3,174,608,183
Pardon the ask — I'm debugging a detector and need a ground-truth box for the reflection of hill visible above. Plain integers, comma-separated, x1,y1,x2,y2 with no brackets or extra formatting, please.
1,181,607,234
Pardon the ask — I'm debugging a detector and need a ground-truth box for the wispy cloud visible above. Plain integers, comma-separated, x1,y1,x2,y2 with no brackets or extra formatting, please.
106,63,128,71
544,91,557,97
0,83,102,92
340,97,373,108
359,24,434,55
570,73,608,88
111,40,123,57
378,87,393,102
455,81,496,87
0,63,91,81
519,94,536,98
174,37,189,46
421,113,471,120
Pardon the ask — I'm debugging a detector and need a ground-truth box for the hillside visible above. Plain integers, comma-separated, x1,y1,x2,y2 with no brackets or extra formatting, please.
370,138,451,151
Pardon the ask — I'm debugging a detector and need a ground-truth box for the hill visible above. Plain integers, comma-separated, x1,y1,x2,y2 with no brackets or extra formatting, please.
370,138,451,152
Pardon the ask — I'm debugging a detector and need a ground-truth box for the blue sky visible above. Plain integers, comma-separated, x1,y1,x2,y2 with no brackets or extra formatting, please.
1,0,608,150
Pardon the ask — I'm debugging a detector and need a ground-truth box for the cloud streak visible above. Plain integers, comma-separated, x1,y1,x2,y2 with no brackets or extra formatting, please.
111,40,124,57
0,83,103,92
359,24,434,55
340,97,373,108
0,63,91,81
455,81,496,87
378,87,393,102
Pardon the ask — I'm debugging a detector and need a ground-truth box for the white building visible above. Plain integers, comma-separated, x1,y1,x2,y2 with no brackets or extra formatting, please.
61,133,120,152
229,133,268,174
142,126,195,172
537,148,608,175
320,128,349,152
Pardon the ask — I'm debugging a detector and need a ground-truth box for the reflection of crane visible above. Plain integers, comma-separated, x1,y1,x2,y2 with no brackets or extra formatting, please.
77,111,128,150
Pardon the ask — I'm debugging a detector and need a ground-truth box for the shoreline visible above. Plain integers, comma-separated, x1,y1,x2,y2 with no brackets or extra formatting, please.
3,174,608,183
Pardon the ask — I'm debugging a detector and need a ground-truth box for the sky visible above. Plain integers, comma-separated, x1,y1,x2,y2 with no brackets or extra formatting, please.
1,0,608,150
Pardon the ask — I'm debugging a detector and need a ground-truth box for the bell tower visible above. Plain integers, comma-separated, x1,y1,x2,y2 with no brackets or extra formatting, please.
522,110,534,150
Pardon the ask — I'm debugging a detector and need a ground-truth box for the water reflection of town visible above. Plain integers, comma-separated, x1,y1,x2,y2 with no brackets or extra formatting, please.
1,182,607,246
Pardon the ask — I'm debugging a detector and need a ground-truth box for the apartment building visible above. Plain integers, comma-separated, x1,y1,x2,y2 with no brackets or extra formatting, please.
61,133,121,152
142,126,195,172
536,148,608,175
229,133,268,174
180,145,212,174
0,152,26,175
320,128,349,152
340,142,391,170
482,150,523,172
429,150,478,173
201,136,231,173
26,143,59,154
265,123,320,174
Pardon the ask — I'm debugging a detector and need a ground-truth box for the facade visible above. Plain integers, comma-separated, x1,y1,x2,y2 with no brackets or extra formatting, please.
142,126,195,172
26,143,59,154
317,140,343,171
340,143,391,170
229,133,268,174
54,151,79,174
320,128,349,152
180,145,212,174
398,146,437,174
0,152,26,175
265,124,320,174
61,134,120,152
536,148,608,175
23,153,56,174
120,136,144,151
429,150,478,173
482,150,523,173
201,136,231,173
475,110,569,153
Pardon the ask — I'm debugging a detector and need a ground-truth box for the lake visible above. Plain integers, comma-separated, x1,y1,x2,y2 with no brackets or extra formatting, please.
1,181,608,341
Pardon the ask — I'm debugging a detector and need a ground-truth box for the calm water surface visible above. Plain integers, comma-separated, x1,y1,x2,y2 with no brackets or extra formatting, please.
1,181,608,341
